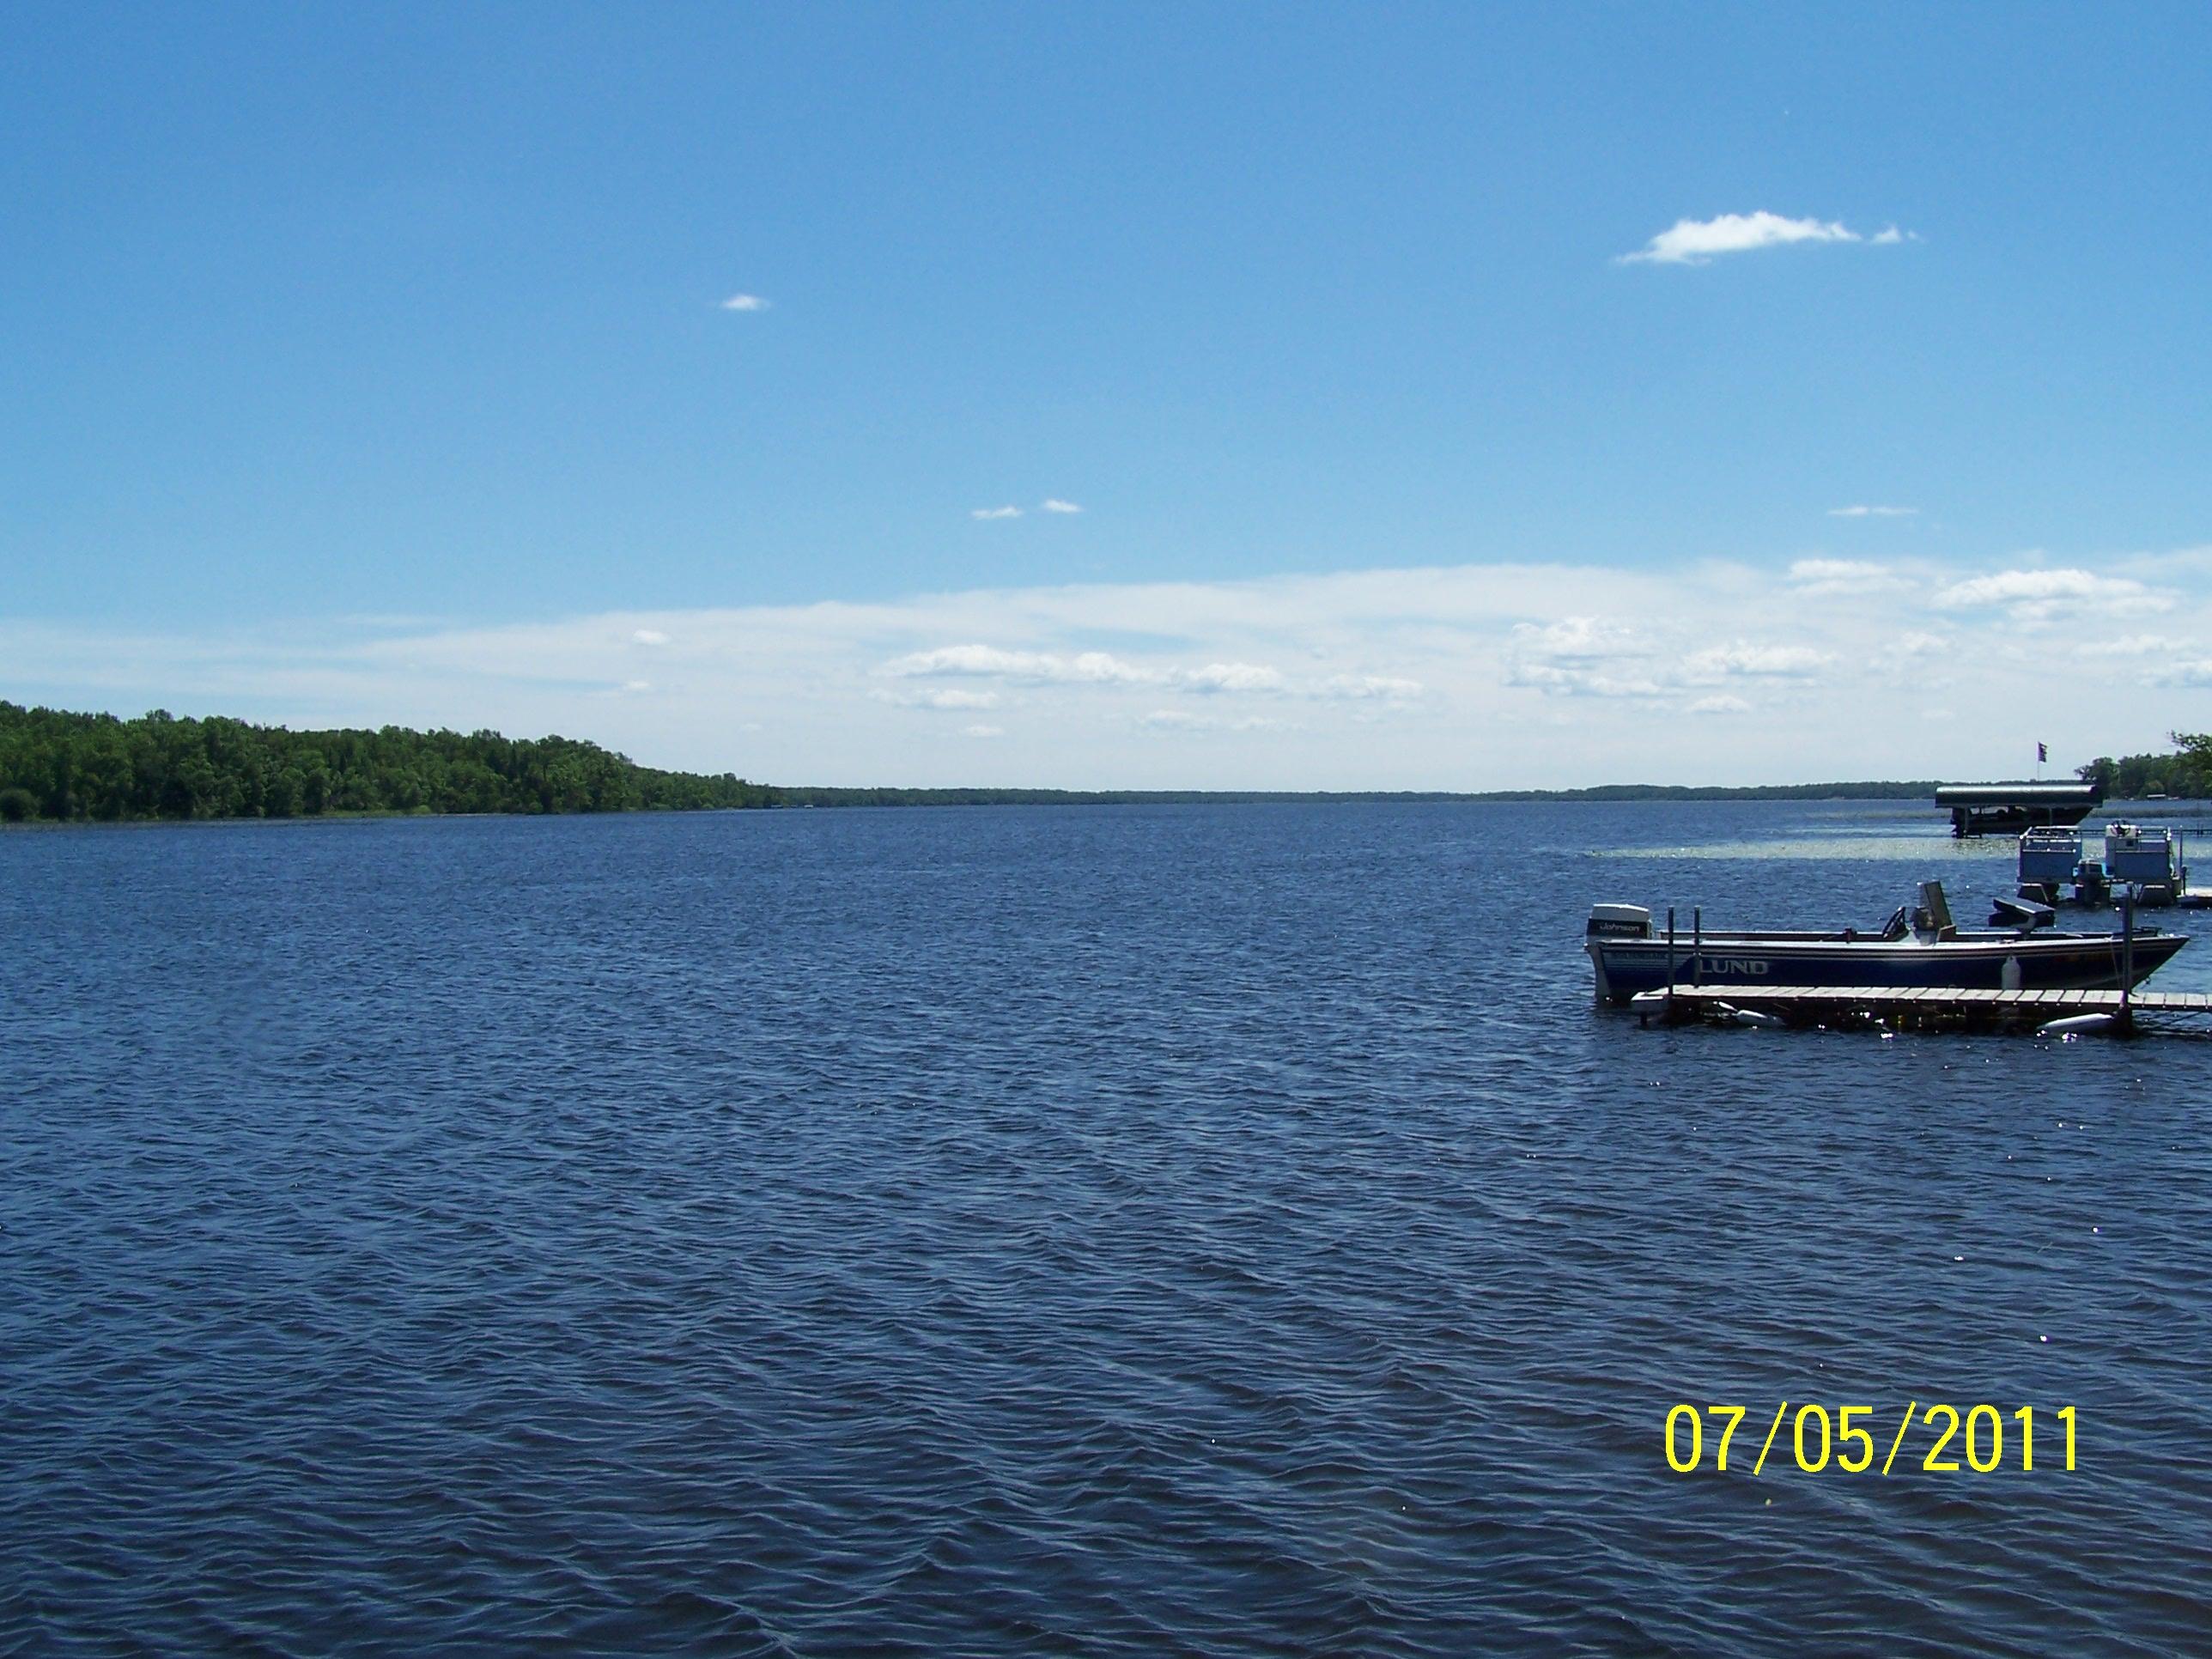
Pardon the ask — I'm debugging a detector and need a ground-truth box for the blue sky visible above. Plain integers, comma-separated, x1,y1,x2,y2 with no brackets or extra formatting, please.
7,3,2212,786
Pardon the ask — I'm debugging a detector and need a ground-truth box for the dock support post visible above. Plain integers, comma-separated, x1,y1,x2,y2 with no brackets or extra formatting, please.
1666,907,1677,1021
1692,908,1702,988
2121,884,2136,1033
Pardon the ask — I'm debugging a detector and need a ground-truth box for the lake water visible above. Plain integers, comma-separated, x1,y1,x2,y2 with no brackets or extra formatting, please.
4,801,2209,1656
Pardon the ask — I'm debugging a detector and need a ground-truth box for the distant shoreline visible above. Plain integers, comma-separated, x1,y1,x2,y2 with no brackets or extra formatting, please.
759,781,1947,806
9,702,2203,825
3,781,1960,830
11,787,2212,831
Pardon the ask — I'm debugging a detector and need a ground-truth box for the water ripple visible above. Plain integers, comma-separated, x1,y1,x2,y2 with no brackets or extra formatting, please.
3,801,2209,1655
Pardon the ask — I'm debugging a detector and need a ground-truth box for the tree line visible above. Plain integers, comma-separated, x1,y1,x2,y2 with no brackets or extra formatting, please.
0,702,775,823
7,700,2209,825
2077,733,2212,800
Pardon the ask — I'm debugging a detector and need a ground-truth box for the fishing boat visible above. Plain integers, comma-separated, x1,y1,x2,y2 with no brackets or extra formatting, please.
1585,880,2185,1006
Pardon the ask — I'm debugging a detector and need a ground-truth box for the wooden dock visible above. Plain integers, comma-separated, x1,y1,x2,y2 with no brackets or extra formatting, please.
1632,982,2212,1035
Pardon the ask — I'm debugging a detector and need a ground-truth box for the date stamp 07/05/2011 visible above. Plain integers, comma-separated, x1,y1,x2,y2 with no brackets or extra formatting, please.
1664,1403,2078,1477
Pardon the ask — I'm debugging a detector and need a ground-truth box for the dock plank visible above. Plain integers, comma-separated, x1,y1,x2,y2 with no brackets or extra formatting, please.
1632,976,2212,1034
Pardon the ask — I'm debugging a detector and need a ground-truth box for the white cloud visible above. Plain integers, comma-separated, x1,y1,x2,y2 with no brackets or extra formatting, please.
1619,211,1908,266
971,505,1024,520
1688,695,1752,715
1934,567,2170,619
884,643,1043,678
1314,673,1423,701
1504,617,1662,698
1140,710,1290,733
1176,662,1285,694
1681,641,1833,680
2113,544,2212,580
873,687,1001,710
1506,662,1666,698
882,644,1152,684
1041,499,1084,514
1506,619,1832,697
2146,660,2212,688
1869,227,1919,246
2075,635,2191,658
1509,617,1644,661
1827,505,1918,518
961,724,1005,738
1871,629,1955,684
886,647,1300,697
631,629,672,646
19,545,2212,790
1788,558,1913,597
620,680,653,695
720,294,769,312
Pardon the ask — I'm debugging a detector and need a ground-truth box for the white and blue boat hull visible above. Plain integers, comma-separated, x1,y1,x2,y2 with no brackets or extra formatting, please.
1583,891,2186,1007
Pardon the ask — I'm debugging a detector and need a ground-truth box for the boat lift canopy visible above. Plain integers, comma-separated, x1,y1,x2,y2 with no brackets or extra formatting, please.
1936,781,2103,838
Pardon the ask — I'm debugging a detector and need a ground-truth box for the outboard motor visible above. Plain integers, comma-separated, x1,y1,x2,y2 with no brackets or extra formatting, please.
1586,903,1652,940
2075,858,2112,908
1584,903,1652,1005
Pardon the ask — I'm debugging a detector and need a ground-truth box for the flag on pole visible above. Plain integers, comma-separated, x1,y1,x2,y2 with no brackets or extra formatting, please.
2038,742,2049,763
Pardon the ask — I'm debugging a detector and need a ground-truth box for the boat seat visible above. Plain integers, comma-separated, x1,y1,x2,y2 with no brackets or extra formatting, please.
1915,880,1959,941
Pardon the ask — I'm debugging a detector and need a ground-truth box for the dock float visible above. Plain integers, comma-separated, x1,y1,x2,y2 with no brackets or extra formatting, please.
1631,982,2212,1036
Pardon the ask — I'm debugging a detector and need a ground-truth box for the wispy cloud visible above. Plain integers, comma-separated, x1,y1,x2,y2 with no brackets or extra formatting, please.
1041,499,1084,514
873,686,1002,710
1315,673,1423,702
1503,617,1662,698
1888,631,1949,659
1510,617,1644,662
1681,641,1833,681
2075,635,2191,658
1504,618,1834,697
2144,660,2212,688
1934,567,2170,620
970,505,1024,520
17,547,2212,788
1620,211,1911,266
631,629,672,646
1827,505,1918,518
1788,558,1913,597
720,294,770,312
1177,662,1285,695
883,644,1151,684
884,647,1322,699
961,724,1004,739
1141,710,1291,734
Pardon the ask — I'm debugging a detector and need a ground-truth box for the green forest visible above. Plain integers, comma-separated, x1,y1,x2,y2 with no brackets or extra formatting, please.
2078,736,2212,800
0,702,775,822
5,700,2209,824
